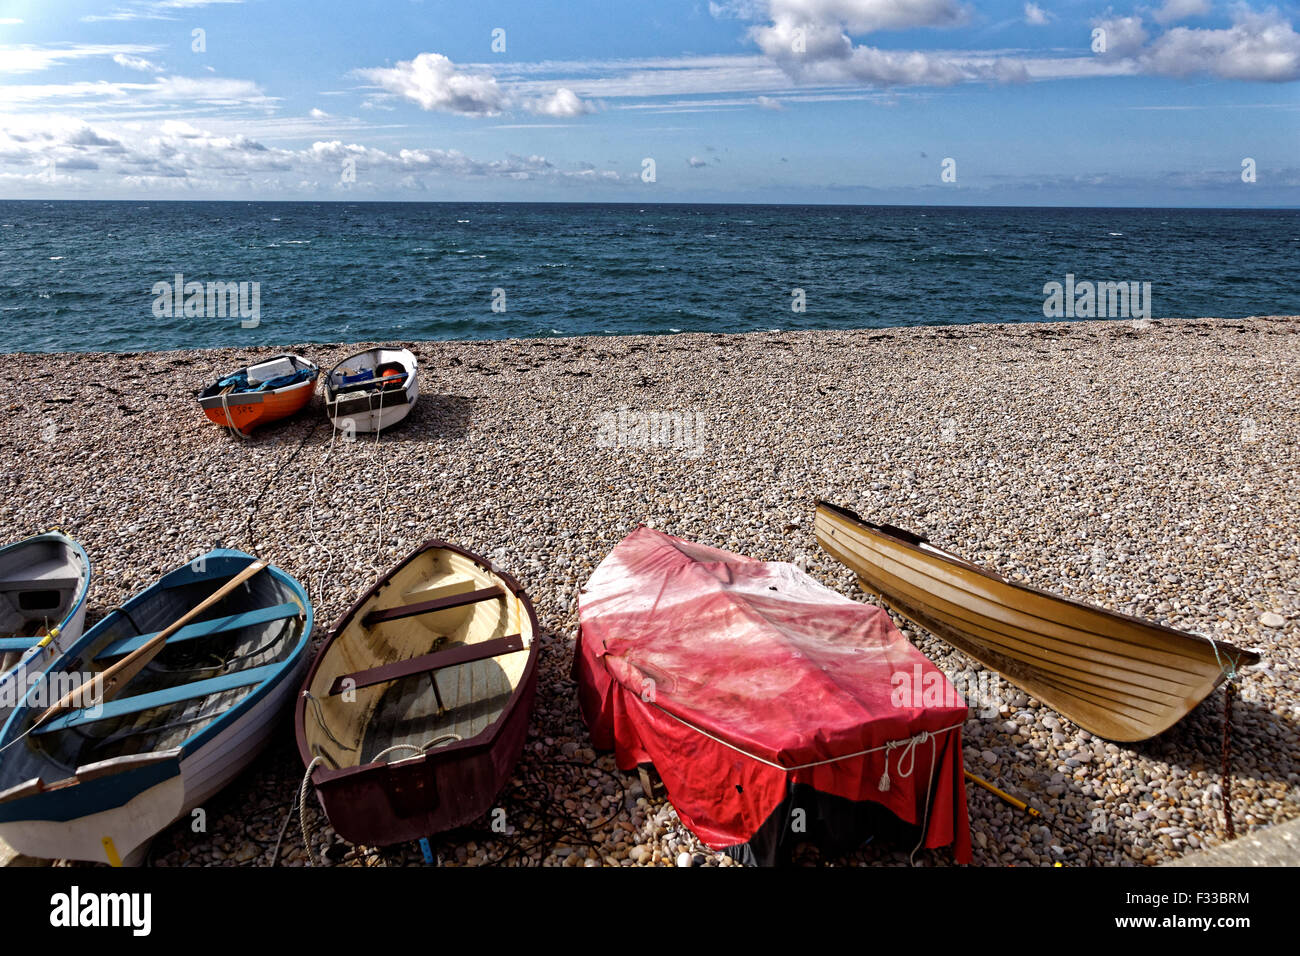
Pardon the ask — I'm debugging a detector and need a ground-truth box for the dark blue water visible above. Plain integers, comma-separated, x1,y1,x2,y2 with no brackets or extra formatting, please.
0,201,1296,353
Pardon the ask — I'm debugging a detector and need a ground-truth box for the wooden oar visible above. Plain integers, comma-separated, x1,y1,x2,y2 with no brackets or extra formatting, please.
37,558,269,725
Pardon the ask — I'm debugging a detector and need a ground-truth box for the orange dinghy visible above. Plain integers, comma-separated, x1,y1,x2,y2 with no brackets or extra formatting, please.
198,354,319,437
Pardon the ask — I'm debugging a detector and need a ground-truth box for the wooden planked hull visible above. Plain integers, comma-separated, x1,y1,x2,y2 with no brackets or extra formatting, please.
296,539,538,848
814,501,1260,742
0,549,312,864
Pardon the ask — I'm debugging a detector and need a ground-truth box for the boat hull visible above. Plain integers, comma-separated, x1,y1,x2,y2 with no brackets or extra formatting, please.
197,353,319,435
323,347,418,434
296,539,538,848
200,379,315,432
0,532,92,725
814,500,1260,742
0,550,312,864
311,667,535,846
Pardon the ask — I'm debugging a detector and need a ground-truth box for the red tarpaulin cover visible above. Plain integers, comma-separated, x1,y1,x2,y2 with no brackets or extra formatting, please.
575,527,972,864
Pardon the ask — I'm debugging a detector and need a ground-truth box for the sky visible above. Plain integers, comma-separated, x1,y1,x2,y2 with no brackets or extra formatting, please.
0,0,1297,205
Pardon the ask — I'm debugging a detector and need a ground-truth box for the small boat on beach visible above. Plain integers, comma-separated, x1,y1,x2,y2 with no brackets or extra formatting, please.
0,549,311,865
0,532,91,722
814,500,1261,742
197,353,320,437
323,347,418,434
295,540,538,849
575,527,971,866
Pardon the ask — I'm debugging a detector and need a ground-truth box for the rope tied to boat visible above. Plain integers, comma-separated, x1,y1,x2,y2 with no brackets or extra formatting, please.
1221,681,1235,842
369,734,463,765
299,755,326,865
1196,632,1241,841
878,729,936,793
218,387,250,440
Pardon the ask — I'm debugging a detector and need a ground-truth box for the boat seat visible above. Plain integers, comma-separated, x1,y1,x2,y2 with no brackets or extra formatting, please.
0,637,40,652
0,557,81,592
94,602,302,660
33,663,281,735
361,585,503,629
334,373,408,396
328,633,524,696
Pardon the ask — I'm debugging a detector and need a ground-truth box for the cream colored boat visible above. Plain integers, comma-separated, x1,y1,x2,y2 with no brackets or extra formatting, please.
294,540,538,847
815,500,1259,742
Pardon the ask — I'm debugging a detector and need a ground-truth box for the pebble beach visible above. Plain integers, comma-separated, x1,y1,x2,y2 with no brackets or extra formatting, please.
2,314,1298,868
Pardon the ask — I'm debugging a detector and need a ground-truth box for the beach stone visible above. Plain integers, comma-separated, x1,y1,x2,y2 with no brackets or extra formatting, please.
1259,612,1286,628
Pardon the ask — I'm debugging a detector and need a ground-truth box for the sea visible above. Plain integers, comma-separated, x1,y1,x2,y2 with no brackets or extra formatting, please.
0,201,1296,353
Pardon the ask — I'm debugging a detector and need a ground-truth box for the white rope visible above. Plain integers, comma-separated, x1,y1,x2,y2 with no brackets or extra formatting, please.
298,755,326,865
218,388,250,440
648,699,963,772
645,700,962,866
908,732,943,867
369,734,463,765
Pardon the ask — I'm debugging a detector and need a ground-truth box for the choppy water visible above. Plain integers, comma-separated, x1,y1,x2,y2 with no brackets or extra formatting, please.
0,201,1295,353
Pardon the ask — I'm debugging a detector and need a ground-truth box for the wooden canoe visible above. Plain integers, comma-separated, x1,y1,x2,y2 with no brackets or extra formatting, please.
324,347,418,434
198,353,319,436
814,500,1260,742
0,532,91,723
0,549,311,865
295,540,538,848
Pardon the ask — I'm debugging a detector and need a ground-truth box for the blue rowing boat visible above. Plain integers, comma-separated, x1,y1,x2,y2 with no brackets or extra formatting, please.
0,548,311,865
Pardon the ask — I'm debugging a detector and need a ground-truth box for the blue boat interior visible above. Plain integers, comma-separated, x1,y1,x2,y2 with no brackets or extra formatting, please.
1,551,309,780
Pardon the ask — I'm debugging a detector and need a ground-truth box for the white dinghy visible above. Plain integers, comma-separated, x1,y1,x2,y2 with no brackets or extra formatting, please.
324,347,418,434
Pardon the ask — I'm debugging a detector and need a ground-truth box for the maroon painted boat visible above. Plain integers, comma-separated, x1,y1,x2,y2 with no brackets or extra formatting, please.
294,540,539,847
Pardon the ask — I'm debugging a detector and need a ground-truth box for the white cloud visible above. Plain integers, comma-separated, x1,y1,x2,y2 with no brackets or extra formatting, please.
113,53,163,73
528,87,596,117
1143,7,1300,81
756,94,784,109
357,53,596,117
0,74,273,112
357,53,508,115
688,156,709,167
1153,0,1212,26
1092,15,1150,57
0,115,629,193
0,43,160,75
1023,3,1051,26
308,108,331,119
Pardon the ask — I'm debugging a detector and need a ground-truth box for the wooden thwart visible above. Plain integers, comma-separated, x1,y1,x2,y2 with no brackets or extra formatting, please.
328,633,524,696
36,559,269,725
361,585,504,629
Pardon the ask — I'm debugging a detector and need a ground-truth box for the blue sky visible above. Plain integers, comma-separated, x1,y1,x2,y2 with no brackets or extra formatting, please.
1,0,1297,204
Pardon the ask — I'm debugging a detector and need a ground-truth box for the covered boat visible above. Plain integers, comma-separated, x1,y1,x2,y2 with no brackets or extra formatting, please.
0,549,311,865
295,540,538,848
575,527,971,866
814,500,1261,742
197,353,319,437
0,532,91,723
324,347,418,434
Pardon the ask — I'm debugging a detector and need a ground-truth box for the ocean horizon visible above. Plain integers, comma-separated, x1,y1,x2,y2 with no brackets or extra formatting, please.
2,200,1297,354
